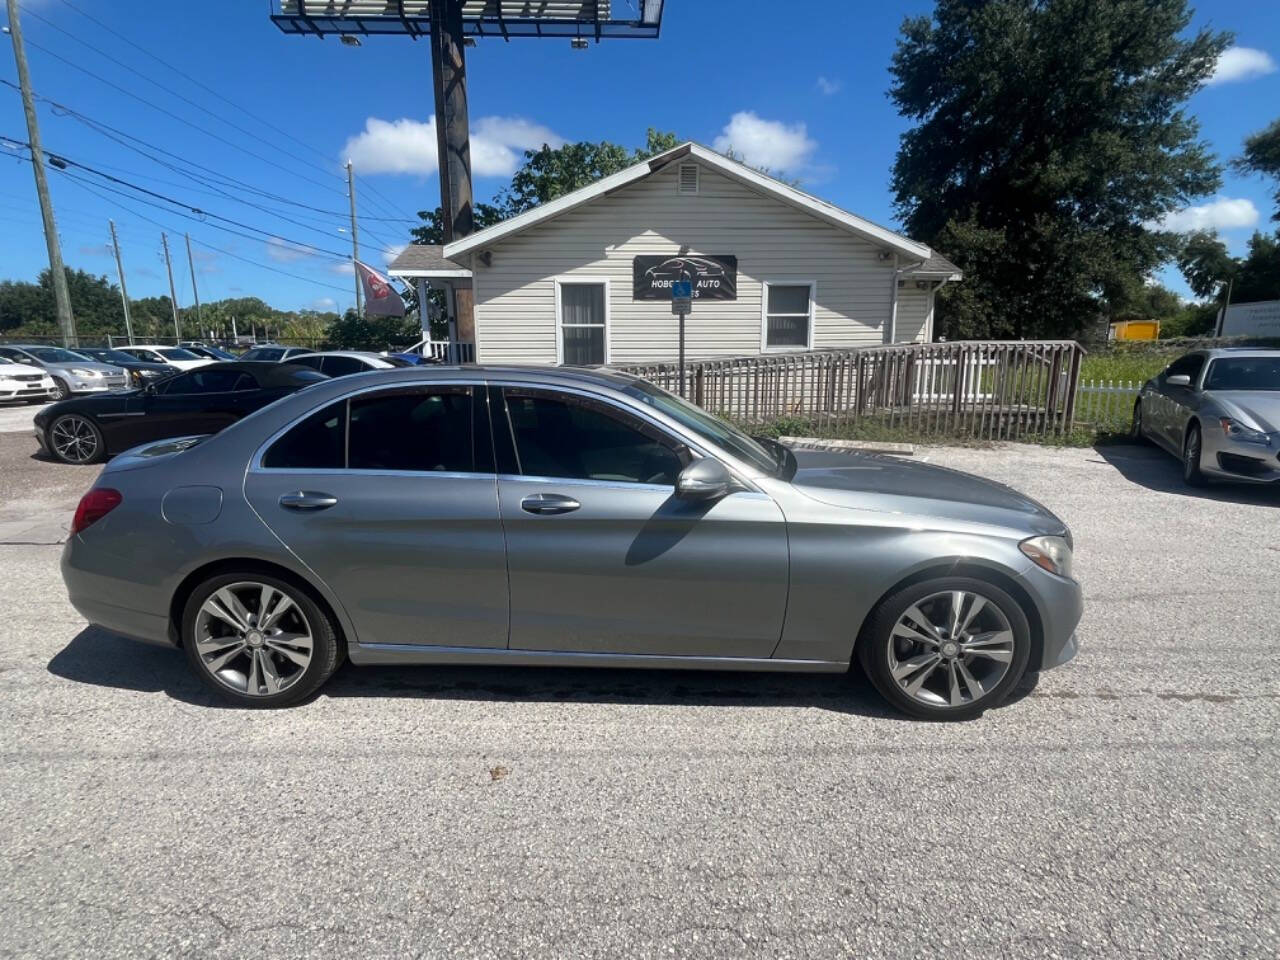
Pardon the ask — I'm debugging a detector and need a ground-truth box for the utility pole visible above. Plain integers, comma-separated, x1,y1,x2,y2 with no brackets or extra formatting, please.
346,160,362,317
108,220,134,345
7,0,76,346
185,232,202,336
161,232,181,341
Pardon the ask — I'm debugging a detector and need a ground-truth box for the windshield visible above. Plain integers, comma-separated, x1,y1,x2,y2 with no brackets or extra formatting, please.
80,348,138,364
158,347,201,360
1204,356,1280,392
28,347,91,363
622,378,780,475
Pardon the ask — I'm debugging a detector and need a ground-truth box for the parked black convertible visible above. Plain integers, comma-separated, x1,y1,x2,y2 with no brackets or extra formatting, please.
34,362,327,464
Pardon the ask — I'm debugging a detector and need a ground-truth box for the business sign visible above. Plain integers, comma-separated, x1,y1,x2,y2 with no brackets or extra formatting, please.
1219,299,1280,338
633,255,737,301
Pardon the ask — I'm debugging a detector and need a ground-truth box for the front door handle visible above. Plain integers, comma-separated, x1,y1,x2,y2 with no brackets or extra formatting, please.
279,491,338,511
520,493,581,515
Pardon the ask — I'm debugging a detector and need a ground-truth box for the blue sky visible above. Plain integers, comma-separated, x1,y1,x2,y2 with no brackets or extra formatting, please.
1,0,1277,315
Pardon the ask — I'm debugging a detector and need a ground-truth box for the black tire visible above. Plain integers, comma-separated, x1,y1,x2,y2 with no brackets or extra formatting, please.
857,576,1032,721
181,572,344,708
49,377,69,401
1182,423,1207,487
46,413,106,465
1130,401,1148,444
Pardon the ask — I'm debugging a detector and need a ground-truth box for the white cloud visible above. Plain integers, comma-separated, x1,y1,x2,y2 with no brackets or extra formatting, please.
78,243,111,257
382,243,407,265
342,115,564,177
330,260,354,276
1207,46,1277,85
266,236,316,263
1148,197,1259,233
712,111,816,172
816,76,840,95
310,297,337,311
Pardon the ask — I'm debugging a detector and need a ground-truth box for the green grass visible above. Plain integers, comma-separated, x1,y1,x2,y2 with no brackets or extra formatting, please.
1079,350,1169,384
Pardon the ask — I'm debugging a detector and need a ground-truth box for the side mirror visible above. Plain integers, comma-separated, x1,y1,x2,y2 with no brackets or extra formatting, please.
676,458,734,502
1166,374,1192,387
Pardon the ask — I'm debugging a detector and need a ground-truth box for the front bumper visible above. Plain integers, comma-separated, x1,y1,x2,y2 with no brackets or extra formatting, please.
1017,561,1084,671
1202,430,1280,483
0,376,53,400
67,375,130,394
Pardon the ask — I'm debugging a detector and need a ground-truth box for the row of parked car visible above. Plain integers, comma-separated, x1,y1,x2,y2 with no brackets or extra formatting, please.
0,340,427,465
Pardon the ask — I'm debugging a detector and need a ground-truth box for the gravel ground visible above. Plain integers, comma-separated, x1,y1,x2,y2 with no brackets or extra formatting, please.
0,438,1277,958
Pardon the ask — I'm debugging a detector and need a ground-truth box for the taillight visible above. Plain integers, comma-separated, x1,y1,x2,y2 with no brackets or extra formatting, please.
72,488,122,534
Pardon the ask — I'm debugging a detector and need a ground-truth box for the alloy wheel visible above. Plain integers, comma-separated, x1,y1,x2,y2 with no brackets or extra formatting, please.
193,581,314,697
49,415,100,464
50,378,68,401
886,590,1015,709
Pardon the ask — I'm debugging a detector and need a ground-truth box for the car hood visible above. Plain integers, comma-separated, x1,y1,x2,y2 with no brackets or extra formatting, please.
787,449,1069,539
46,359,124,374
1207,391,1280,433
0,362,47,377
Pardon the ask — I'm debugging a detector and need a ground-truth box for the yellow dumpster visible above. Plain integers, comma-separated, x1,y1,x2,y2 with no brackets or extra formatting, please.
1109,320,1160,341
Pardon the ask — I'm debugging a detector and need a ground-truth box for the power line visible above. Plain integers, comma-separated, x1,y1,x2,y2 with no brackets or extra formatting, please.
4,135,353,259
54,169,355,296
1,79,419,225
18,3,349,186
49,0,341,171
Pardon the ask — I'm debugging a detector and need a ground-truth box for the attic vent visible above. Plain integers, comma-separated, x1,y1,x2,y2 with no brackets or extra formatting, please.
677,163,699,195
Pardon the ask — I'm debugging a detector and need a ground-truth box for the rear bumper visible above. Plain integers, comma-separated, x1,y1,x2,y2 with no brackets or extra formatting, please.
61,538,176,647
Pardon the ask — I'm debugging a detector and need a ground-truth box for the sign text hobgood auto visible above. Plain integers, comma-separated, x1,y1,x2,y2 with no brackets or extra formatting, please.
633,255,737,301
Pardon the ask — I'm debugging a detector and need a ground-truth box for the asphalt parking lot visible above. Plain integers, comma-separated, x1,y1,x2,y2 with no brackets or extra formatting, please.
1,420,1277,959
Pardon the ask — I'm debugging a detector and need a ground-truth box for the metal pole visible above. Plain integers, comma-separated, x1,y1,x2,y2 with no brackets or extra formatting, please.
429,0,473,243
108,220,134,345
161,233,181,341
7,0,76,346
184,233,202,338
346,160,362,317
678,309,687,398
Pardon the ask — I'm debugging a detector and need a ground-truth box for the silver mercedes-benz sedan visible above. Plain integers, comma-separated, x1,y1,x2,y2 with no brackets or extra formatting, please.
62,366,1082,719
1133,348,1280,486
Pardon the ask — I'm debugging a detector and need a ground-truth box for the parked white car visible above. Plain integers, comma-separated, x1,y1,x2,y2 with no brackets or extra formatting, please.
286,351,401,377
115,345,212,371
0,355,55,403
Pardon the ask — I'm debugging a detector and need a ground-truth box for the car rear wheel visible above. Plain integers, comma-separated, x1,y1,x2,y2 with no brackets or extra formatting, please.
48,413,105,464
182,573,343,708
1182,423,1206,487
858,577,1032,721
49,377,69,401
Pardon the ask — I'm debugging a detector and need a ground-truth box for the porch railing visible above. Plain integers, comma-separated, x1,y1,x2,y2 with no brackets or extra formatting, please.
616,340,1085,441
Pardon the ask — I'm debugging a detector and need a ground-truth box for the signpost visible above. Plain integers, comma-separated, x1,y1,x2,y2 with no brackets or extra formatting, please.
672,279,692,397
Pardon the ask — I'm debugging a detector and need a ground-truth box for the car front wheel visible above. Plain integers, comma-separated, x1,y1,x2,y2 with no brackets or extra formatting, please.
49,377,69,401
182,573,343,707
1130,401,1147,443
1182,423,1206,487
858,577,1032,721
47,413,105,464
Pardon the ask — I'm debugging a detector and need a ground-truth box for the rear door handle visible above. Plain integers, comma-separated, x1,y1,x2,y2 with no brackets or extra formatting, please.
520,493,581,515
279,491,338,511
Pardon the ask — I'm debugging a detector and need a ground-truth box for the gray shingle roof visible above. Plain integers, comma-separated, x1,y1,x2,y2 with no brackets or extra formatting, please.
387,244,471,276
908,251,963,278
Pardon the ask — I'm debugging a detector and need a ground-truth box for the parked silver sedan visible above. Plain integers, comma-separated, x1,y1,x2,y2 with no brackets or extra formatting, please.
61,366,1082,719
0,344,128,400
1132,348,1280,486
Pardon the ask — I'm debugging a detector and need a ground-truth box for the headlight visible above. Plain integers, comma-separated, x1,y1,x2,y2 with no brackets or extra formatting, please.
69,368,100,378
1020,535,1074,580
1220,418,1270,444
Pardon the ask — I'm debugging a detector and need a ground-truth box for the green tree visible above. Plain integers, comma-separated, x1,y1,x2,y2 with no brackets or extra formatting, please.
325,308,420,350
1236,118,1280,220
1178,230,1280,305
890,0,1228,339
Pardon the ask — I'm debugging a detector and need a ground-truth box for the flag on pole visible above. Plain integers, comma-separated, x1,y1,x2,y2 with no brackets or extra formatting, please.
354,260,406,317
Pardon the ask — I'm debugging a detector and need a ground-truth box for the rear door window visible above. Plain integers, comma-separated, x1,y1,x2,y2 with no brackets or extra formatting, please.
262,401,346,470
321,355,367,378
348,388,474,472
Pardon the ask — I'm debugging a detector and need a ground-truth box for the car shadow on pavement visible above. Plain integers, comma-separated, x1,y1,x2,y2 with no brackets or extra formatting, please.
48,625,1040,720
1092,443,1280,506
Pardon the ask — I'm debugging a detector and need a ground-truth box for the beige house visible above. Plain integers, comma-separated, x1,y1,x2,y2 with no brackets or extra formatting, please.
388,142,960,365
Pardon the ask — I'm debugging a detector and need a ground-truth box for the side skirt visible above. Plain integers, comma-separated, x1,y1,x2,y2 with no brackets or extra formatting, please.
349,643,849,673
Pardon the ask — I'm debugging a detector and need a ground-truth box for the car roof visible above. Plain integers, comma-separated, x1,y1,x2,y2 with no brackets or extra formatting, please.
291,350,388,360
1200,347,1280,358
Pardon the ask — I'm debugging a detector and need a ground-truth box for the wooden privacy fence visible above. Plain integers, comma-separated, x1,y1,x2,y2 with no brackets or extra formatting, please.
617,340,1085,440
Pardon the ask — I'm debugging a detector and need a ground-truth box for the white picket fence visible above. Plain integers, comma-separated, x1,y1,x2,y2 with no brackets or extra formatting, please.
1076,379,1140,430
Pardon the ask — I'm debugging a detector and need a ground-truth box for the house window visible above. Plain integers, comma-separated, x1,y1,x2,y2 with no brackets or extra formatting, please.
677,163,699,195
558,280,607,366
763,282,814,349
